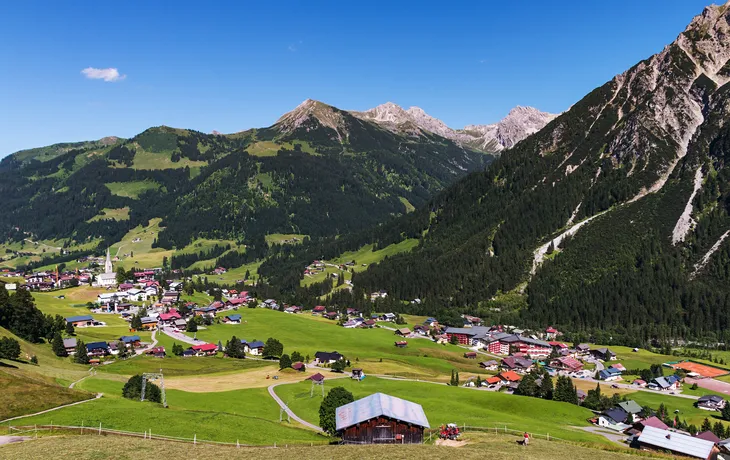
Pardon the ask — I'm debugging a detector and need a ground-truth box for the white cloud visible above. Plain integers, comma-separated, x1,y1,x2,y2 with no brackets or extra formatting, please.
81,67,126,82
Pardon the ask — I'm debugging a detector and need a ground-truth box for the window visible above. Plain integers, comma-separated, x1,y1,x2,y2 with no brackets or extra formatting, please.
374,424,394,442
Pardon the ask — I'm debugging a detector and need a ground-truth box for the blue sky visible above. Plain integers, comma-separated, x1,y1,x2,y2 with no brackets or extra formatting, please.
0,0,715,157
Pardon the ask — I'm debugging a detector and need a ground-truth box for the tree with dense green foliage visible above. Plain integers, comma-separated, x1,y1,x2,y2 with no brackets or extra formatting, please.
702,417,713,433
51,332,67,357
263,337,283,358
539,372,554,400
319,387,354,436
74,340,89,364
0,287,50,343
331,359,346,373
186,318,198,332
225,336,245,359
291,351,303,363
553,376,578,404
0,337,21,360
130,315,143,330
64,321,75,336
515,373,538,397
30,355,38,364
279,354,292,369
172,343,185,356
122,375,161,403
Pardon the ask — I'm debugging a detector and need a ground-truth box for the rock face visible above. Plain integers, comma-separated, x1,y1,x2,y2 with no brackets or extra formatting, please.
462,106,558,152
351,103,557,153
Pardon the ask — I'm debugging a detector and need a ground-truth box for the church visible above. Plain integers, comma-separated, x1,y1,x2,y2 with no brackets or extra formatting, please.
95,248,117,287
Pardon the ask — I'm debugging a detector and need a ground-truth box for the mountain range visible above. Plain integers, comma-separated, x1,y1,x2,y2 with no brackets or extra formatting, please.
261,2,730,344
0,98,552,256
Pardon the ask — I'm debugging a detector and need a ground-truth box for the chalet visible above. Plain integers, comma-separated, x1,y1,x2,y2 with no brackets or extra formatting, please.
209,300,225,310
551,356,583,372
362,319,377,328
145,346,166,358
636,426,719,459
315,351,344,364
120,335,141,347
108,341,120,355
307,372,326,383
312,306,326,314
65,315,95,327
139,317,158,330
648,375,682,391
463,351,477,359
86,341,110,357
424,317,439,327
325,311,339,320
381,313,396,322
191,343,218,356
697,395,726,411
182,349,196,358
549,341,569,351
159,310,182,323
394,328,411,336
611,363,627,372
479,360,499,370
248,340,265,355
161,291,180,304
633,416,669,433
126,288,149,302
63,338,77,354
413,325,428,335
223,314,242,324
597,407,630,431
343,319,360,328
292,362,306,372
632,379,647,387
618,400,643,418
598,367,623,381
394,341,408,348
478,331,551,357
284,306,300,314
576,343,591,355
370,290,388,302
485,376,502,387
173,319,187,329
695,431,722,443
336,393,429,444
169,281,183,292
346,308,361,317
194,306,217,317
545,326,559,340
462,315,482,327
501,356,534,372
97,292,127,305
497,371,522,383
591,348,616,361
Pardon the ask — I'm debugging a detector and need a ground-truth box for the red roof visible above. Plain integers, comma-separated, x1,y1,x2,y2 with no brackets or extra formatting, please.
159,312,181,320
192,343,217,352
485,376,501,385
307,372,325,382
292,362,305,370
557,356,583,370
546,327,558,333
146,347,165,354
639,416,669,430
313,306,326,312
498,371,522,382
228,298,245,305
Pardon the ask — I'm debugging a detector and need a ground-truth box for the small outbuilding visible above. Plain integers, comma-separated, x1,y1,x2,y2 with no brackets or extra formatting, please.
336,393,429,444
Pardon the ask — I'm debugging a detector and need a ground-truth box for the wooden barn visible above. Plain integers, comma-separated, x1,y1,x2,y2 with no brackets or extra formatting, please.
336,393,430,444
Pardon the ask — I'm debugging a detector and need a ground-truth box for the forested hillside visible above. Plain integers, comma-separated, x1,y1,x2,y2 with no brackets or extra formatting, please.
273,4,730,345
0,101,493,255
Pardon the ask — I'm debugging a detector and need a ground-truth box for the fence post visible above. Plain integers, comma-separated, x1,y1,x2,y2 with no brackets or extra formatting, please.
99,422,102,435
504,425,507,433
35,425,37,439
144,430,147,440
547,433,550,441
194,433,196,445
81,420,84,435
275,442,277,448
237,439,239,448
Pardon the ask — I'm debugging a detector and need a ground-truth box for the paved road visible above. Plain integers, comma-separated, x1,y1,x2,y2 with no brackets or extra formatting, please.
267,383,324,432
579,426,628,446
160,326,200,345
686,377,730,395
0,436,30,446
0,393,103,424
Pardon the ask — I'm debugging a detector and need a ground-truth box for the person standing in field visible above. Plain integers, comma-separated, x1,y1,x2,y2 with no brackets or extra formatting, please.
523,432,530,446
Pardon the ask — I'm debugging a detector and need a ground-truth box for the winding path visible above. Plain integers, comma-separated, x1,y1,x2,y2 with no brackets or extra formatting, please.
267,383,323,432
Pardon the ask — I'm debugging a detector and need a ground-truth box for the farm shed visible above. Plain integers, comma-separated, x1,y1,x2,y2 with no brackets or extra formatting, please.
336,393,429,444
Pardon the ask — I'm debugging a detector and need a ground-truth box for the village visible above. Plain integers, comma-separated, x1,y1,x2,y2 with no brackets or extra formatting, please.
4,250,730,459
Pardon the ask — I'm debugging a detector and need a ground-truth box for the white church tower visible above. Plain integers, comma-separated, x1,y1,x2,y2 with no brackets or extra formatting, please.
95,247,117,287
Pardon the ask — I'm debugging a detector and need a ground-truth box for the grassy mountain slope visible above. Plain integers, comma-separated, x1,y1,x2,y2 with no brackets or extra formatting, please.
0,102,492,261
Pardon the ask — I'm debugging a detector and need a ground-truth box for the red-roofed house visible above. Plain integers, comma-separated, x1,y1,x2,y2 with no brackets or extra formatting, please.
307,372,325,383
313,306,326,314
485,376,502,386
292,362,305,372
552,356,584,372
498,371,522,382
191,343,218,356
634,416,669,432
545,327,559,339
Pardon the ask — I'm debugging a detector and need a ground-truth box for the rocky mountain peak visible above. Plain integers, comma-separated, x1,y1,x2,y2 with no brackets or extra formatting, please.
275,99,347,137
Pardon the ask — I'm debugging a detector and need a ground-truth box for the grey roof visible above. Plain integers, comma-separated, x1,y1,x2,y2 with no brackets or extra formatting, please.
336,393,429,431
638,426,715,459
444,326,491,339
618,400,643,414
698,395,724,404
66,315,93,322
62,338,77,348
603,407,628,424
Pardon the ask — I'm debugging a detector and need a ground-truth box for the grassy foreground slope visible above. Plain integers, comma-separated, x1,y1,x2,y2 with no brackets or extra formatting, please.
0,433,661,460
9,377,324,445
0,368,91,421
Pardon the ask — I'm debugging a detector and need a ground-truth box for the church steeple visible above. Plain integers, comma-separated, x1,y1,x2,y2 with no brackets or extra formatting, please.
105,247,113,274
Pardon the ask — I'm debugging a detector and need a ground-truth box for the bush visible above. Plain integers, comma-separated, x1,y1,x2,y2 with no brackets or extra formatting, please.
0,337,21,360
